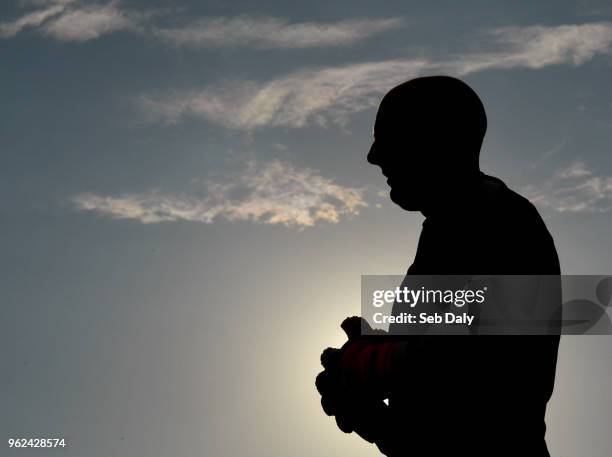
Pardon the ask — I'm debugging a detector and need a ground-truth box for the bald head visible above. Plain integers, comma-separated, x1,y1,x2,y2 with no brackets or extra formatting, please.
368,76,488,211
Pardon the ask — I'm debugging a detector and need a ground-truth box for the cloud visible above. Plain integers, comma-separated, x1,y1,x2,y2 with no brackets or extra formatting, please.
140,22,612,130
18,0,75,4
524,162,612,213
41,3,138,41
153,17,402,48
0,1,68,38
138,59,432,128
451,22,612,73
1,1,401,46
0,0,141,41
72,160,367,228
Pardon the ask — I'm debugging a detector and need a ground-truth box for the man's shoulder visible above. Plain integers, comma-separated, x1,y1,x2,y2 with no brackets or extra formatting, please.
479,173,560,272
480,173,542,223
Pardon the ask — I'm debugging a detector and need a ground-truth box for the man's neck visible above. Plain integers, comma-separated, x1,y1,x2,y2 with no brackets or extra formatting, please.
420,171,485,218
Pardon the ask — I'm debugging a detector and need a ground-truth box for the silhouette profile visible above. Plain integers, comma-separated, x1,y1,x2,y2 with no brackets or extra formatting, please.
317,76,561,456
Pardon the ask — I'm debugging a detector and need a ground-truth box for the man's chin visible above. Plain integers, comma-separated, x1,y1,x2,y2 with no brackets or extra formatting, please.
390,189,421,211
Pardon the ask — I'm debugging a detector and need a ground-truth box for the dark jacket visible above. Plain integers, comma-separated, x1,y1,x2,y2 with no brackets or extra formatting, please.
383,172,560,456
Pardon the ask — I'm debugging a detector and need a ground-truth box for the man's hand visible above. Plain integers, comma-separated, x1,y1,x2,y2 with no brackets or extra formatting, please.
316,317,390,444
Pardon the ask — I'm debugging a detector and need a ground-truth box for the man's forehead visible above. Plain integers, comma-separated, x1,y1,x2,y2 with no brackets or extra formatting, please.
373,114,423,137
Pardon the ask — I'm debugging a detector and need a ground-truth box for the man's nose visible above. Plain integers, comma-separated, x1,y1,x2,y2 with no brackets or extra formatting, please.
367,142,379,165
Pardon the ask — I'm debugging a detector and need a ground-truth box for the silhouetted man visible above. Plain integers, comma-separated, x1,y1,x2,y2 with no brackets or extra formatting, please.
317,76,561,456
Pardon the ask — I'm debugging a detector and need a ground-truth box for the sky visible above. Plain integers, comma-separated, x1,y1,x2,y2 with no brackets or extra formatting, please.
1,1,612,456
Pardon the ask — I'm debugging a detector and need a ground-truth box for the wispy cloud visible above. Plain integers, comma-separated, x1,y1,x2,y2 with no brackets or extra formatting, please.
138,59,432,129
530,139,568,168
41,3,139,41
153,17,402,49
453,22,612,72
139,22,612,130
0,0,141,41
0,0,71,38
1,1,401,46
524,162,612,213
72,160,367,228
